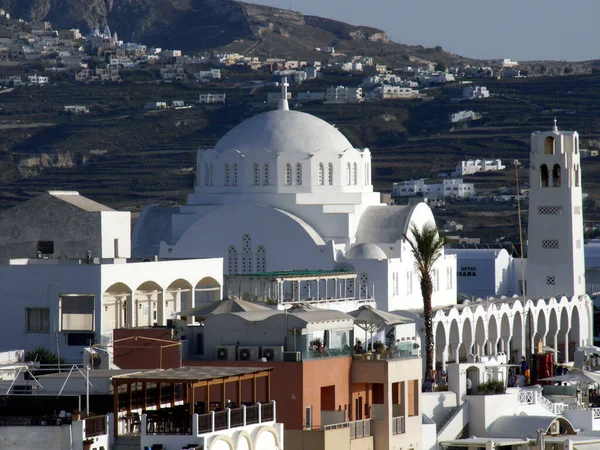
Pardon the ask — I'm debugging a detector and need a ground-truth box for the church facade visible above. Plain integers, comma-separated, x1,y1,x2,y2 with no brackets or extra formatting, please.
133,83,592,367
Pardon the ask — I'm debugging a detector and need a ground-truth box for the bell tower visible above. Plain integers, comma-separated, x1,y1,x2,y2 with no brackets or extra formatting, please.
526,120,585,298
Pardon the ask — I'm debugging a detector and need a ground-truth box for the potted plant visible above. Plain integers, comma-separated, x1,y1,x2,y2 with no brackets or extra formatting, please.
373,341,385,358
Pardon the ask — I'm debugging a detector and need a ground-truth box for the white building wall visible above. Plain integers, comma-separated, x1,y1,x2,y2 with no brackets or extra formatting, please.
100,211,131,258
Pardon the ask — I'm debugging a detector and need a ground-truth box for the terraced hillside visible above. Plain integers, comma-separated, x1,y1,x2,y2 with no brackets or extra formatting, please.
2,74,600,232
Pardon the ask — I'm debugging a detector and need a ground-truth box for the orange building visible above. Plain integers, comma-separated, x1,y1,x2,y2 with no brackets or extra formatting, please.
113,328,422,450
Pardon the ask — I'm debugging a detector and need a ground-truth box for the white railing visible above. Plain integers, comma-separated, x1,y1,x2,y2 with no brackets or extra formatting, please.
323,419,371,439
517,390,564,415
392,416,405,435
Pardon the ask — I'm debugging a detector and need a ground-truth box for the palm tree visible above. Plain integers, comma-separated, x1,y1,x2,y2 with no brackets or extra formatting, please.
404,223,449,380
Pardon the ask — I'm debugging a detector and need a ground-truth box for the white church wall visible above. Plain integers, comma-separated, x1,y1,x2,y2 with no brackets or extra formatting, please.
449,250,510,298
100,211,131,258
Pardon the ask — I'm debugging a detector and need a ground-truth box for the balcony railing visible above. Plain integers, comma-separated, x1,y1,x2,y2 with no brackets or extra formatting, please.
148,401,276,437
323,419,372,440
392,416,405,435
84,415,107,437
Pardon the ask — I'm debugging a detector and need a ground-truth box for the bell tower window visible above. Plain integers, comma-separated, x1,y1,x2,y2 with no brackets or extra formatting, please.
545,136,555,155
540,164,549,188
552,164,561,187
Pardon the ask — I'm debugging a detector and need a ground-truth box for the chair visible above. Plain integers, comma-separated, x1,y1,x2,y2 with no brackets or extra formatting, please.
130,412,141,434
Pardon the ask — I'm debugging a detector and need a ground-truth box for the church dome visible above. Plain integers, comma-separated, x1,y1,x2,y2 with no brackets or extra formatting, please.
346,243,387,260
213,110,354,155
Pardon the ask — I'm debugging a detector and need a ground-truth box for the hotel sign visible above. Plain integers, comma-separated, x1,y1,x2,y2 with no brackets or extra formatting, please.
458,266,477,277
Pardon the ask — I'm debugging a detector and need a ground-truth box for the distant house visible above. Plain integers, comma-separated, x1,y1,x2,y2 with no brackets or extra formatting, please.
463,85,490,99
171,100,184,108
455,159,505,176
27,74,48,85
194,69,221,81
297,91,325,102
450,110,480,123
198,93,226,104
64,105,89,114
392,178,475,199
325,86,362,104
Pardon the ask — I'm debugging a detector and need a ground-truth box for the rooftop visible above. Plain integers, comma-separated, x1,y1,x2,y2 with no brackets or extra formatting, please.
112,366,272,383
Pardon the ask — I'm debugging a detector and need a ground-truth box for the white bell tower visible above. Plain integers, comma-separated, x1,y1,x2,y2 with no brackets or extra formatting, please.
526,120,585,298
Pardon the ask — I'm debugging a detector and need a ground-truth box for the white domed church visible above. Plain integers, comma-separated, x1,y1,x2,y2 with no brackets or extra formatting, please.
133,81,458,312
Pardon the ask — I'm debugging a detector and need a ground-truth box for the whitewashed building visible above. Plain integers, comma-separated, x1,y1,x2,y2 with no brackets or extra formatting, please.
326,86,363,103
392,179,475,199
463,85,490,99
455,159,505,176
133,83,457,314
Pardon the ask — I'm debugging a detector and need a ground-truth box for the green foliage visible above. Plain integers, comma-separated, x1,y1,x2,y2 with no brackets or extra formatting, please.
404,224,449,276
24,346,65,366
476,380,506,395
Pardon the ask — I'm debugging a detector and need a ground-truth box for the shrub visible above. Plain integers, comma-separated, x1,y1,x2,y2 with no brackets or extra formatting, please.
476,380,506,395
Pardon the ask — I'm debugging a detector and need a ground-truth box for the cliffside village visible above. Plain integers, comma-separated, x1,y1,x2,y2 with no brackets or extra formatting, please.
0,10,535,108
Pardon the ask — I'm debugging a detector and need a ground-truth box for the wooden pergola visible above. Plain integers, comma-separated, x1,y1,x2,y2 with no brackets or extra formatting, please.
111,366,272,438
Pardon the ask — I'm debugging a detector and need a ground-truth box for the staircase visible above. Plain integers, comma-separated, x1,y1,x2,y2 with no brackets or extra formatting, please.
113,436,140,450
437,402,469,441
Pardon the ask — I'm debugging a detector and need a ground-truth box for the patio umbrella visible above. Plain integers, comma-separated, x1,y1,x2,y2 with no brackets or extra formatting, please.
348,305,412,347
540,370,600,384
177,298,271,318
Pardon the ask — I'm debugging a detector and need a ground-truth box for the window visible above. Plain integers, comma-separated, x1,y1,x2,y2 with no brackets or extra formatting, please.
575,164,580,187
540,164,549,188
406,271,413,295
256,245,266,272
26,308,49,333
243,234,251,252
305,406,312,430
228,246,238,274
538,205,563,215
352,162,357,185
263,163,269,185
204,163,213,186
552,164,561,187
328,163,333,185
365,163,368,184
114,238,119,258
545,136,555,155
60,295,94,331
253,163,260,186
407,379,419,417
295,163,302,185
318,163,324,185
232,163,238,186
37,241,54,255
242,234,252,274
346,162,351,185
542,239,559,249
447,267,453,290
285,163,292,186
360,273,369,298
392,272,399,296
67,333,95,346
224,163,230,186
546,276,556,286
575,136,579,153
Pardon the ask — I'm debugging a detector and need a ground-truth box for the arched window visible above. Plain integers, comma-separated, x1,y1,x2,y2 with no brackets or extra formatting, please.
256,245,266,272
540,164,549,187
318,163,324,185
346,162,351,185
328,163,333,185
227,246,238,274
232,163,238,186
253,163,260,186
224,163,230,186
263,163,269,185
552,164,561,187
545,136,555,155
285,163,292,186
575,164,580,187
295,163,302,185
352,162,357,185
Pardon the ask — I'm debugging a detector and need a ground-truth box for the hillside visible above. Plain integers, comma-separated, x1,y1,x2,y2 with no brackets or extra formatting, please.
0,0,470,65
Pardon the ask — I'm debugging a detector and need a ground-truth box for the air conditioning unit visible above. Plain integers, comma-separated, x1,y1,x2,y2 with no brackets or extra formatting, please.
283,351,302,362
238,346,260,361
216,345,236,361
83,347,110,370
261,346,284,362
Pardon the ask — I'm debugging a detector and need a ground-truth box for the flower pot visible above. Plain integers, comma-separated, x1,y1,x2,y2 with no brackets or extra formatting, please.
375,354,381,360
